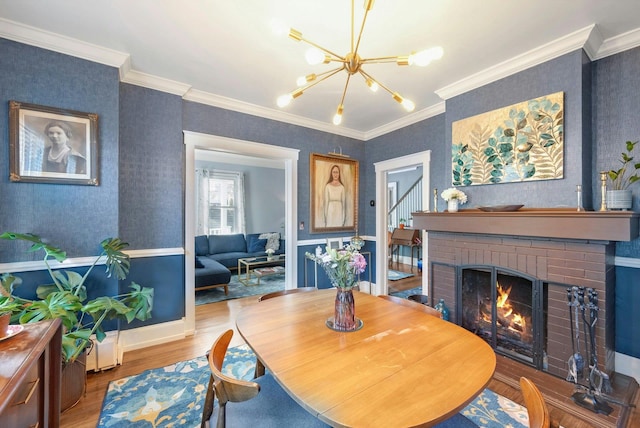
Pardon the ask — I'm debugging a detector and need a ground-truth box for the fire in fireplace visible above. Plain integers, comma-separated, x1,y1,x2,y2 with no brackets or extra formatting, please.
460,266,547,369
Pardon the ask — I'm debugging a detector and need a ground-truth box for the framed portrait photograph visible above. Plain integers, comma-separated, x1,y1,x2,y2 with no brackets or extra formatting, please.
310,153,359,233
9,100,99,185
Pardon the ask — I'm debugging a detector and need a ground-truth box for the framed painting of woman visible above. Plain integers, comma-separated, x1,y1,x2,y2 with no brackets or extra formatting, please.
310,153,358,233
9,100,99,185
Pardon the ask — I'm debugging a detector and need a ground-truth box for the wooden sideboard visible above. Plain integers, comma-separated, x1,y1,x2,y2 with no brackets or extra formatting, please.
0,318,62,428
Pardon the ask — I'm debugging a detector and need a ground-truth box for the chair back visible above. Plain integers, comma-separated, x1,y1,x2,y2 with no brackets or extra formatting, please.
258,287,316,302
206,330,260,428
378,294,442,318
519,376,550,428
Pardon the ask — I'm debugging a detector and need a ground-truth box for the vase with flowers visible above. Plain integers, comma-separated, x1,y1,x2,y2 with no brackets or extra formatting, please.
441,187,468,212
306,243,367,332
265,248,275,261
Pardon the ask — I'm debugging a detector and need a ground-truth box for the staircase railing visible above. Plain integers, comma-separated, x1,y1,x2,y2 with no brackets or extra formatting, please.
388,176,422,230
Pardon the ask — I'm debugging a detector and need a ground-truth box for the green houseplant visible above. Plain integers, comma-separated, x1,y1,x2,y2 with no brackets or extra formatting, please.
0,232,154,363
607,140,640,190
605,140,639,210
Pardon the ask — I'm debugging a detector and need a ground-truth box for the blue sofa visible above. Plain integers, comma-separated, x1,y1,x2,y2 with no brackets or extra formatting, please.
194,233,284,292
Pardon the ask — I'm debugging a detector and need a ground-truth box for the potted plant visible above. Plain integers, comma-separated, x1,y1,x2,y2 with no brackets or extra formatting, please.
398,218,407,229
606,140,640,210
0,296,21,337
0,232,154,410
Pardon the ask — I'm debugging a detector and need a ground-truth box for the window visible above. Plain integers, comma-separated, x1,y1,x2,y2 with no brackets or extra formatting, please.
196,169,245,236
208,175,237,234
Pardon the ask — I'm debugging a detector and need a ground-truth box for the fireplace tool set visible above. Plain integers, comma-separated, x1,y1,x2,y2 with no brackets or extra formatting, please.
566,286,613,415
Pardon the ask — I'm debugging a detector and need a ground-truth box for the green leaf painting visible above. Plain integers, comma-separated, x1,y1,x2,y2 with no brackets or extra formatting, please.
451,92,564,186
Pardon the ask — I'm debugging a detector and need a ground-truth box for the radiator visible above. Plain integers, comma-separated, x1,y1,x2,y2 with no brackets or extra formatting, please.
85,331,119,372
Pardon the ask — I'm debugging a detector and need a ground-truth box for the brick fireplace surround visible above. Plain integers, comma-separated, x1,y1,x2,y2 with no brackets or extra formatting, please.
413,209,639,426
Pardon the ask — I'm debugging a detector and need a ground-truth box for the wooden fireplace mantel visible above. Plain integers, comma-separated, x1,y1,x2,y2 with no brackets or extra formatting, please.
412,208,639,242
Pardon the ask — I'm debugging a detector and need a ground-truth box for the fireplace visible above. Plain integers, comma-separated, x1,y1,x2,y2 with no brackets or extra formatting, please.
412,209,639,379
460,267,547,369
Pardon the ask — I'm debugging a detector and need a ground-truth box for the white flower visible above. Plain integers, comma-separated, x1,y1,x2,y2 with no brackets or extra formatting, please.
441,187,468,204
265,248,275,256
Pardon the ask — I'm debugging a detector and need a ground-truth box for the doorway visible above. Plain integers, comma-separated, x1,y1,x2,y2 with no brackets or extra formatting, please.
183,131,299,334
374,151,431,296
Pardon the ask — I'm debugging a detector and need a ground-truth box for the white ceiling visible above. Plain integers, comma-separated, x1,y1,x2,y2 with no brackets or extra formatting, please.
2,0,640,140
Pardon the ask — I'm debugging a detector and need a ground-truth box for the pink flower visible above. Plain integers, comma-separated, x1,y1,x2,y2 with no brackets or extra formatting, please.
350,253,367,274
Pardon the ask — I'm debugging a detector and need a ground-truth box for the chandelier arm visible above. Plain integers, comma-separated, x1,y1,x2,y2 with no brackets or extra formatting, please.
293,66,345,94
298,36,345,61
358,69,394,96
361,56,407,65
352,1,372,58
338,73,352,107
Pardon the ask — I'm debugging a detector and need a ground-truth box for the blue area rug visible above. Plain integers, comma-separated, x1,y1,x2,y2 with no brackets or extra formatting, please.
98,346,529,428
390,285,423,299
388,269,415,281
195,273,285,305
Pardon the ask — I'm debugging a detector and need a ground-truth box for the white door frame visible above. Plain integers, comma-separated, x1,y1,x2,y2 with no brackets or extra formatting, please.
184,131,299,334
374,151,431,296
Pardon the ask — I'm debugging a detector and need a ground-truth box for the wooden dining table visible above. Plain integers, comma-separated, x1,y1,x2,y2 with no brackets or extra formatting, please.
235,289,496,428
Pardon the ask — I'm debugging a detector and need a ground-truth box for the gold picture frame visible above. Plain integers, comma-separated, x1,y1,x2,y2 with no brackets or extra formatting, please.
9,100,99,185
310,153,358,233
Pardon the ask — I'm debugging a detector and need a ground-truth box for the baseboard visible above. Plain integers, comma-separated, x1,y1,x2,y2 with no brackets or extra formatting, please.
616,352,640,383
117,319,190,363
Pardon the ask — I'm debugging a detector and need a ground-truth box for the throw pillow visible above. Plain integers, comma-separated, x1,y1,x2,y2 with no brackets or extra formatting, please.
195,257,204,268
259,232,280,252
248,236,268,253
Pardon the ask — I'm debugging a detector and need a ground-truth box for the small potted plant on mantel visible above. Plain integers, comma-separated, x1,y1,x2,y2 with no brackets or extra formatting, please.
606,140,640,210
0,232,154,411
398,218,407,229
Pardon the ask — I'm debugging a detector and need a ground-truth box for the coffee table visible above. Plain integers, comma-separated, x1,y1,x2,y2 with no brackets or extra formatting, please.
237,254,285,286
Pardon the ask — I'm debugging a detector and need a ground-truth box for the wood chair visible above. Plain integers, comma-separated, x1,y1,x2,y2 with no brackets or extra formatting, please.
201,329,329,428
254,287,317,377
519,376,550,428
378,294,443,318
257,286,316,302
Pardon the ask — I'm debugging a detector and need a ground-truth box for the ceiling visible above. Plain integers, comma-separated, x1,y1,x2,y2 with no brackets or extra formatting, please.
2,1,640,140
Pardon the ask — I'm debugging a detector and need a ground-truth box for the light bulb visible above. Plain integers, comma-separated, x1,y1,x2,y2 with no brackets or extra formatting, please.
402,99,415,112
305,48,326,65
410,47,444,66
296,73,316,87
366,78,379,92
270,19,289,37
277,94,292,108
333,104,344,125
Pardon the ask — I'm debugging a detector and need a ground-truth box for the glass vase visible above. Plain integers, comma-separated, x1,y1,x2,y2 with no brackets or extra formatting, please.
334,288,356,331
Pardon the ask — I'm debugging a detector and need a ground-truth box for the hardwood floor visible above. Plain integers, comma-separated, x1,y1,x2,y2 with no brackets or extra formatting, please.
61,263,639,428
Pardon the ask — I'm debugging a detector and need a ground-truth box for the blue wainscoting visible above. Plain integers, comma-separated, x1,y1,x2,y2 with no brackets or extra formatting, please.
615,266,640,358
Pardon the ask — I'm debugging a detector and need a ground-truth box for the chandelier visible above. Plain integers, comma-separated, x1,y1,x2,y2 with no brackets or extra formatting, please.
276,0,443,125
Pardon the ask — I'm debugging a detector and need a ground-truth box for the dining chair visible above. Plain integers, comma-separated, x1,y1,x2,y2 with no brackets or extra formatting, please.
257,286,317,302
519,376,550,428
202,329,329,428
378,294,443,318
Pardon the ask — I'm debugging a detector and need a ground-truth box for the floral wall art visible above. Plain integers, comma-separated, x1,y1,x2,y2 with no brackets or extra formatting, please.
451,91,564,186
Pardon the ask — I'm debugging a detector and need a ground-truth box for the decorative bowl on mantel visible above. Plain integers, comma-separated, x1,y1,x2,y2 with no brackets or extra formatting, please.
477,205,524,212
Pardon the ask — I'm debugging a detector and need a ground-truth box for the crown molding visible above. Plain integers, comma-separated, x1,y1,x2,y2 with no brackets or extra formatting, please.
364,102,446,140
3,16,639,140
435,25,598,100
183,89,365,140
0,18,129,68
121,69,192,96
595,27,640,60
